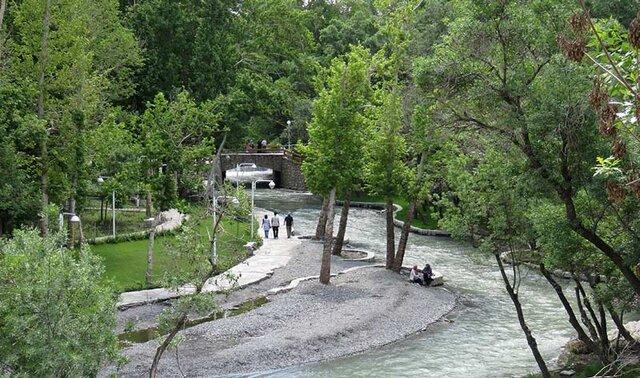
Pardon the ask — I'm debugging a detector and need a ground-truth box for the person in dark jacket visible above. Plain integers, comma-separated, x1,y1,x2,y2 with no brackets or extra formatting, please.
422,264,434,286
284,213,294,238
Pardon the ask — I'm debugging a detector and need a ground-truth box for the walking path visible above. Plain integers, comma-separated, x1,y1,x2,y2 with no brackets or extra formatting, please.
117,218,300,309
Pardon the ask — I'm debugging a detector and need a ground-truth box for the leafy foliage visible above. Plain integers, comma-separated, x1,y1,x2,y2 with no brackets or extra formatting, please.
0,229,121,375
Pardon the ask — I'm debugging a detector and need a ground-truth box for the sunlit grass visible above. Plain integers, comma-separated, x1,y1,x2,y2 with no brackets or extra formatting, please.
91,211,253,293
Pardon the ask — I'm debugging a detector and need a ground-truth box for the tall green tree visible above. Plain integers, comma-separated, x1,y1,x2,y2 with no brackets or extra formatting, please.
139,91,223,210
0,0,140,233
419,0,640,296
302,46,372,283
364,89,409,269
125,0,235,106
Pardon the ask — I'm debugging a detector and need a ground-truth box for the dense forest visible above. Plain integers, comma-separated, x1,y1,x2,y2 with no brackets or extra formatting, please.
1,0,640,376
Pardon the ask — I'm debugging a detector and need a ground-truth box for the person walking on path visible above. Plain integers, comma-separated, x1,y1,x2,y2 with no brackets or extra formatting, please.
284,213,293,238
262,215,271,238
271,212,281,239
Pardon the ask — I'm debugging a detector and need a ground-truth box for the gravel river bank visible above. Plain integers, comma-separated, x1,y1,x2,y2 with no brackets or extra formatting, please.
105,241,457,377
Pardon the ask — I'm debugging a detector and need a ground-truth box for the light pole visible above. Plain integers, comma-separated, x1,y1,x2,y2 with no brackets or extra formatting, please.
61,212,82,247
98,176,116,238
250,179,276,239
286,120,292,149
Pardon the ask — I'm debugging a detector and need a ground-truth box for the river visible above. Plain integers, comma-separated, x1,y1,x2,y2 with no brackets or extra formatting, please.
244,188,575,377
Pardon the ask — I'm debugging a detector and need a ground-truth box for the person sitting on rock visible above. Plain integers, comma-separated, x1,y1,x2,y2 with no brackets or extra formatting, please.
422,264,434,286
410,265,423,285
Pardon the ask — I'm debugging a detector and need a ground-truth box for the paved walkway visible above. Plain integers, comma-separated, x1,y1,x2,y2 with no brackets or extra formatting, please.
116,216,300,309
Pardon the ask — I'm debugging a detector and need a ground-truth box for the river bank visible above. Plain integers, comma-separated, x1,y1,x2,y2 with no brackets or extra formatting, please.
105,240,457,376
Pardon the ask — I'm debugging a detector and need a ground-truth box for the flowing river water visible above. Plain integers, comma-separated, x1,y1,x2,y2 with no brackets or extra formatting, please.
244,188,575,378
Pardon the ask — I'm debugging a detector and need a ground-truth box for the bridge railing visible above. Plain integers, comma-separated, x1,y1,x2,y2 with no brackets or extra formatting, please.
223,148,304,164
225,147,284,154
283,149,303,164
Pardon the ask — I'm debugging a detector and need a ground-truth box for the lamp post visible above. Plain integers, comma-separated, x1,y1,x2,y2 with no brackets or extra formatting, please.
62,212,82,248
250,179,276,239
98,176,116,238
286,120,292,149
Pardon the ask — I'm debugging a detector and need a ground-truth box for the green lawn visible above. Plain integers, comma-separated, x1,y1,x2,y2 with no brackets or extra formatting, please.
81,208,149,240
346,193,440,230
91,214,254,292
78,197,150,240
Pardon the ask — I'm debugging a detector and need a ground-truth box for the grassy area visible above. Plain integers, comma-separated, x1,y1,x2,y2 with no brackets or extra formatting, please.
346,193,440,230
91,212,254,292
81,208,148,240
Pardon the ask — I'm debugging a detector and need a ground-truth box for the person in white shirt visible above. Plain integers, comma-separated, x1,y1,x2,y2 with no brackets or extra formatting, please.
409,265,424,285
270,212,281,239
262,215,271,238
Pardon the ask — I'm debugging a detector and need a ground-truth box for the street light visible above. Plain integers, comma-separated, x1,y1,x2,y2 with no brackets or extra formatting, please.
250,179,276,239
61,212,83,248
286,120,292,149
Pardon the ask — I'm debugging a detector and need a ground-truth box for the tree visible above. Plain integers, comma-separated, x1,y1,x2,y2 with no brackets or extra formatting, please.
419,0,640,296
149,179,250,376
439,147,551,376
225,0,318,147
0,0,140,233
302,46,372,283
125,0,235,107
0,229,120,375
364,89,408,269
139,91,223,210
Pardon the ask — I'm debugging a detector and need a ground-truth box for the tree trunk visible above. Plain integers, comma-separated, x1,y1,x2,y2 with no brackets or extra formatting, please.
393,199,417,271
315,196,329,239
385,198,395,270
149,313,187,378
0,0,7,34
596,302,611,362
607,306,636,345
394,151,427,271
332,191,350,256
585,276,612,361
517,128,640,296
0,0,6,58
319,188,336,284
539,264,595,349
100,197,104,222
146,190,153,218
149,196,225,375
37,0,51,237
69,176,77,215
575,285,599,342
495,254,550,377
145,215,157,286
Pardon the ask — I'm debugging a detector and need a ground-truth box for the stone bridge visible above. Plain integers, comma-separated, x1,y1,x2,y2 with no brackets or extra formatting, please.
220,149,306,191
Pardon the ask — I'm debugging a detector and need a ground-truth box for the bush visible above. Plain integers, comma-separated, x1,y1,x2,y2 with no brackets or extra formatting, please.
0,229,121,375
